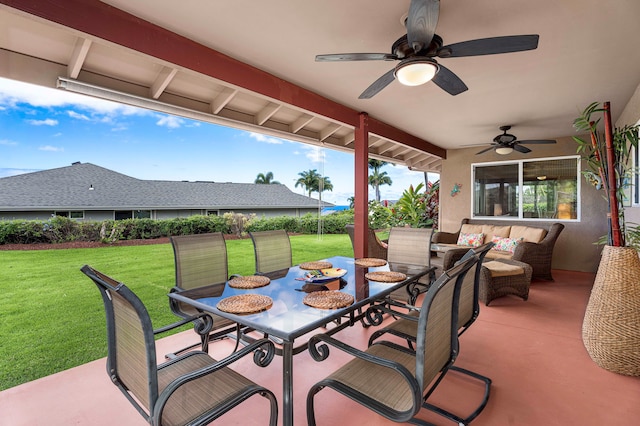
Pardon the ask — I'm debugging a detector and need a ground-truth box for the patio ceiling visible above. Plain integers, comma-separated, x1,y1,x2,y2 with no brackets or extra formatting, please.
1,1,640,173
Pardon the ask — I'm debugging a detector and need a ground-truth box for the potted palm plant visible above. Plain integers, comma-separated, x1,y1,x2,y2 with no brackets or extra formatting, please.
574,101,640,376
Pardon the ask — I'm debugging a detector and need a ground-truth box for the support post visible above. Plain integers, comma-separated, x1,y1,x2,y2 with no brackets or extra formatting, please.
354,112,369,258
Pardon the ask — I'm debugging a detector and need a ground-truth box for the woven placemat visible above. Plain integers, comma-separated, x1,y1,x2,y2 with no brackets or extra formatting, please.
228,275,271,289
355,257,387,267
217,294,273,314
303,291,354,309
365,271,407,283
299,261,333,270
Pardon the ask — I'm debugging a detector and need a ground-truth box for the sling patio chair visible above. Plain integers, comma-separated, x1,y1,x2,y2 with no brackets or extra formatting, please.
367,242,495,425
249,229,293,274
306,254,479,425
81,265,278,426
345,224,388,260
168,232,239,358
385,226,437,306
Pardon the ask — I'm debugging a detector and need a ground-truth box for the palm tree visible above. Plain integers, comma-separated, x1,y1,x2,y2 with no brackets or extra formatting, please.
316,176,333,202
368,159,392,202
295,169,322,196
254,171,280,184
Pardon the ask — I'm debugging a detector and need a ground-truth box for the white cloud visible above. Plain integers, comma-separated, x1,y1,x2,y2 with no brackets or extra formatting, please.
67,110,90,120
156,115,184,128
0,139,18,146
248,132,284,144
26,118,58,126
0,168,39,178
304,145,326,163
39,145,64,152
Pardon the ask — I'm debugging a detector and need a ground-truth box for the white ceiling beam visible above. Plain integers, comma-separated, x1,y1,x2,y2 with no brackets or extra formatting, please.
319,122,341,141
67,37,92,78
290,114,314,133
150,66,178,99
210,87,237,114
341,133,356,146
255,102,282,125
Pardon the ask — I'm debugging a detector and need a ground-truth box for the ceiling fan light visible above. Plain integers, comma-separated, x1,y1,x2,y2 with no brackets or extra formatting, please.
394,59,438,86
495,146,514,155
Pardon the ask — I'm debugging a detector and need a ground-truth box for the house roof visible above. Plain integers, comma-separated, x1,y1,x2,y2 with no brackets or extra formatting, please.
0,162,332,211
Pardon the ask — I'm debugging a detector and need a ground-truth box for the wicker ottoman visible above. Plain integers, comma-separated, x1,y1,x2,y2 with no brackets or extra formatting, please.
479,259,533,306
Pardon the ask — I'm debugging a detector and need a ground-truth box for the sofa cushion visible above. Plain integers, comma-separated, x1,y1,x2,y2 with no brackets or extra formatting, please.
460,224,484,235
491,236,524,253
461,224,511,244
510,225,547,243
482,225,511,244
484,250,513,260
457,232,484,247
483,260,525,277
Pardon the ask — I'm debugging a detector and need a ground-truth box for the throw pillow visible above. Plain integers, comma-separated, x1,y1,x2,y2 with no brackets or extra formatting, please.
457,232,484,247
491,236,524,253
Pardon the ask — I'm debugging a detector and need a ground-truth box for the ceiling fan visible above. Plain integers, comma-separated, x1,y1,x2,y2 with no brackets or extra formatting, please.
315,0,539,99
476,126,556,155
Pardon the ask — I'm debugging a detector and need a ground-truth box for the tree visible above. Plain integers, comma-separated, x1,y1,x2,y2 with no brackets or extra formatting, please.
368,159,392,202
295,169,333,198
295,169,321,196
254,171,280,184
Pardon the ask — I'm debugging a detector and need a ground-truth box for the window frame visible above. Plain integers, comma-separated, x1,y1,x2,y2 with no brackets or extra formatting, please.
471,155,581,222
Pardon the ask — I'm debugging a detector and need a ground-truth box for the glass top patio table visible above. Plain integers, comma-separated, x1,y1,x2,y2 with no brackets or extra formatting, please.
169,256,429,341
168,255,431,426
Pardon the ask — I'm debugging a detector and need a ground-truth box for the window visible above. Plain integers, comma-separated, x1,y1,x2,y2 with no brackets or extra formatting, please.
473,156,579,220
54,211,84,219
134,210,151,219
115,210,152,220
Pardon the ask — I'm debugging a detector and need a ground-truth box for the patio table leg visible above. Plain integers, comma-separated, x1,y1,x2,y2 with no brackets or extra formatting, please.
282,341,294,426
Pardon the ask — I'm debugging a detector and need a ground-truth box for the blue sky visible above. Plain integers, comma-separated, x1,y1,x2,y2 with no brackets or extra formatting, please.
0,77,437,205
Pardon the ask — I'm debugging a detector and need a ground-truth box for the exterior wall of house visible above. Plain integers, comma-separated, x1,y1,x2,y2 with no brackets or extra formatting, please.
440,137,608,273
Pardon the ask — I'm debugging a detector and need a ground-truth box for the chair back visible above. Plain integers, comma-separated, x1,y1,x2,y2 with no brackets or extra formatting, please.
414,254,479,392
81,265,158,415
249,230,292,274
170,233,228,290
345,224,388,259
386,227,433,267
455,242,494,331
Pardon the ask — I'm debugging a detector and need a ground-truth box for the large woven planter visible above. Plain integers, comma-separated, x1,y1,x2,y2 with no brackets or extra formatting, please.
582,245,640,376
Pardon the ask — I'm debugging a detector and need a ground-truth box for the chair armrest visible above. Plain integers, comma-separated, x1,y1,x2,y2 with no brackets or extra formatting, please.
153,315,207,335
308,333,416,380
432,231,459,244
156,338,276,411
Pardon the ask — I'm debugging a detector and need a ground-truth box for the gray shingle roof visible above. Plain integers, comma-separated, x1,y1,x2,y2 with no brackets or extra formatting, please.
0,162,333,210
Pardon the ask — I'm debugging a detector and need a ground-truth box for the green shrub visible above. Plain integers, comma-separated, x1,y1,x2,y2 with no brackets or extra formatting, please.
246,215,301,233
0,212,357,245
368,201,392,230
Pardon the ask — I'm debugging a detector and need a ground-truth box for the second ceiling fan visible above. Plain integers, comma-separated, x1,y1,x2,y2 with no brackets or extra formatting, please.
476,126,556,155
315,0,540,99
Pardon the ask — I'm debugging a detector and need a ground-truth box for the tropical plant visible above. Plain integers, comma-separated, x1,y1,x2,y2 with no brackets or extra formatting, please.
254,171,280,184
392,183,427,227
368,200,392,230
295,169,333,198
295,169,322,196
368,159,392,202
573,101,640,246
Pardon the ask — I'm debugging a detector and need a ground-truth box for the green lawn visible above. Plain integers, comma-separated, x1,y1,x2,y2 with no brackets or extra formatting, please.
0,234,353,391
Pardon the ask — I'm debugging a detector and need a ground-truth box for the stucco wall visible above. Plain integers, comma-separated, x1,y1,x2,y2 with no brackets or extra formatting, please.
440,137,608,273
616,82,640,225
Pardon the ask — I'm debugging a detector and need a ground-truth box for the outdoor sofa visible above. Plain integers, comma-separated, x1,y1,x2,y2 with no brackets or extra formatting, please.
431,218,564,280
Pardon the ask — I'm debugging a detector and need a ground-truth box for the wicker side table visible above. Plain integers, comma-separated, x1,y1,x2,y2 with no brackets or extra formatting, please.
479,259,533,306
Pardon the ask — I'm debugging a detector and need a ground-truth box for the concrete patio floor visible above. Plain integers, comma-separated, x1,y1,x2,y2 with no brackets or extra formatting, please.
2,269,639,425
